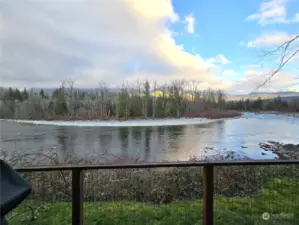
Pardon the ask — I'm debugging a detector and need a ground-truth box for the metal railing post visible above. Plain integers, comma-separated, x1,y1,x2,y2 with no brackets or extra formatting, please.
203,165,214,225
72,169,84,225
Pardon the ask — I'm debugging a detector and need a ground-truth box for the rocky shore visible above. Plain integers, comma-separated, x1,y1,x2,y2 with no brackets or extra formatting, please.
259,141,299,159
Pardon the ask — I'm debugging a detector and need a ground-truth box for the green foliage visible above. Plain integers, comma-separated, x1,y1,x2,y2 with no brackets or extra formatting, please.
2,88,24,101
226,96,298,112
51,88,69,116
39,89,46,99
54,101,68,116
22,89,29,101
252,97,263,110
117,91,129,118
129,96,143,117
154,98,166,117
265,96,289,111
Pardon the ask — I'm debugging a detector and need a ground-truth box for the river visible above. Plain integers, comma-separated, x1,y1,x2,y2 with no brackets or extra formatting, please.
0,113,298,164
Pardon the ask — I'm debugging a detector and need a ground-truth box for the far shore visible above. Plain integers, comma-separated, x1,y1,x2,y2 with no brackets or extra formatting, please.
3,110,299,122
42,110,243,121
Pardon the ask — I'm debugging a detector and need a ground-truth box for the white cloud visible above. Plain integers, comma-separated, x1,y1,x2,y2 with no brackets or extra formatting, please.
244,70,263,78
229,69,298,92
241,64,261,69
247,32,295,47
247,0,299,25
288,87,299,92
184,14,195,34
222,70,236,76
0,0,231,89
206,54,230,64
294,13,299,22
2,0,294,94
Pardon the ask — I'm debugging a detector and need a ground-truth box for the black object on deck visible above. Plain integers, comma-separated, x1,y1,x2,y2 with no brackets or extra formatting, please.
0,159,32,224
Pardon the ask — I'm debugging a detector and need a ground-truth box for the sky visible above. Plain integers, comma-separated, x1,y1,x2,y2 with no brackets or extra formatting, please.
0,0,299,94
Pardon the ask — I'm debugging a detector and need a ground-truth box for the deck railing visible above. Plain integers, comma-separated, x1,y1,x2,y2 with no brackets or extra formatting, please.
15,159,299,225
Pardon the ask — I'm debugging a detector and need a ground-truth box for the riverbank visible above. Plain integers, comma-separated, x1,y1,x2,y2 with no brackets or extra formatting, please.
9,178,299,225
244,111,299,118
40,110,243,121
260,141,299,159
2,117,223,128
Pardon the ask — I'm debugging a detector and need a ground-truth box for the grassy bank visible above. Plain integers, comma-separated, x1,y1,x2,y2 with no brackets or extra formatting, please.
8,178,299,225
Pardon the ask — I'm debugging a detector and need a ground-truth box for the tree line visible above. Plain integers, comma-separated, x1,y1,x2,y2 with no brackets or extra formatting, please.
226,96,299,112
0,80,225,120
0,79,298,120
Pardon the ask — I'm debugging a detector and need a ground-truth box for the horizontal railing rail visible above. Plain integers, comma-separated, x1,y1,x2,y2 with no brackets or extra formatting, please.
15,159,299,172
14,159,299,225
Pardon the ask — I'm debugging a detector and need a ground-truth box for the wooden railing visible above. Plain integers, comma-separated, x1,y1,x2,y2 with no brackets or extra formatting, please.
16,159,299,225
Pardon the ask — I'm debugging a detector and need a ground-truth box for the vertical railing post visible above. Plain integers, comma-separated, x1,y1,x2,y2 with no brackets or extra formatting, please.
203,165,214,225
72,169,84,225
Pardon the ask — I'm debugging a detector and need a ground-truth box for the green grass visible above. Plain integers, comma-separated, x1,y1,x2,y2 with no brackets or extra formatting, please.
8,178,299,225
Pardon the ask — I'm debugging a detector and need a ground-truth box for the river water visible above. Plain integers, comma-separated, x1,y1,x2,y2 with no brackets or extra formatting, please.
0,113,298,164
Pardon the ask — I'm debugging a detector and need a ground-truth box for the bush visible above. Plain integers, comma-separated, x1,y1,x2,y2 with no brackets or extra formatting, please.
20,163,299,204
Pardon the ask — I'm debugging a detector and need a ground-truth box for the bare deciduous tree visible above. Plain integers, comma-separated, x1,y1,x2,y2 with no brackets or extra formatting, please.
170,80,186,117
188,80,200,111
142,80,151,118
252,34,299,93
152,80,157,118
159,83,169,117
98,81,109,119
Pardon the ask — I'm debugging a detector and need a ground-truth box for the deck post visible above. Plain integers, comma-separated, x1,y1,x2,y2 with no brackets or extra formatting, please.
72,169,84,225
203,165,214,225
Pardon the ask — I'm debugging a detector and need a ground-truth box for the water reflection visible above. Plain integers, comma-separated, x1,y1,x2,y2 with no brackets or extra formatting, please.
167,126,184,151
132,127,142,143
144,127,152,161
98,129,113,155
56,127,68,157
1,114,299,163
118,127,129,157
215,120,225,138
